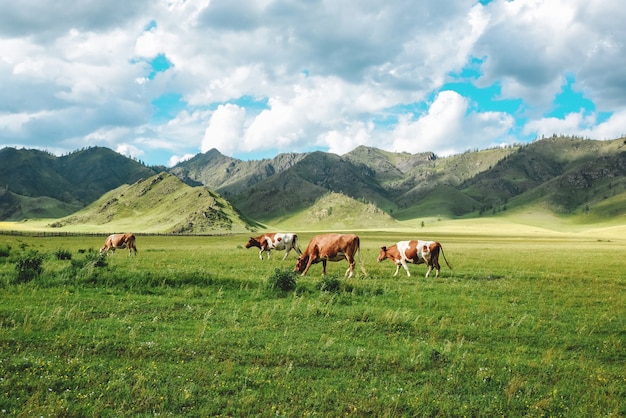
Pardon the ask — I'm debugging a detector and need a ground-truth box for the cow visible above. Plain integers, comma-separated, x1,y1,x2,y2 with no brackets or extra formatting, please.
378,240,451,278
295,233,366,278
245,233,302,260
100,233,138,256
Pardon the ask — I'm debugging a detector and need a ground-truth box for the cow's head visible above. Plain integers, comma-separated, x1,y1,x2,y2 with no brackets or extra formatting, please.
245,237,260,249
294,255,309,273
377,246,389,263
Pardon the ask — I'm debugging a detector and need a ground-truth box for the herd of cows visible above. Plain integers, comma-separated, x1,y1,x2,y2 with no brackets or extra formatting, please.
99,232,452,279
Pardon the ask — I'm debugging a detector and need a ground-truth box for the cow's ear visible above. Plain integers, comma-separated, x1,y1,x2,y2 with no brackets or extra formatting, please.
380,246,386,251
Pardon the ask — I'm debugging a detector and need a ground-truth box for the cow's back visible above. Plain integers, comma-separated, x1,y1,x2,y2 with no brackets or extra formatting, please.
310,233,358,254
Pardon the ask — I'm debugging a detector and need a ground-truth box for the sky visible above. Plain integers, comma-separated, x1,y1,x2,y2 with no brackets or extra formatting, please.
1,0,626,167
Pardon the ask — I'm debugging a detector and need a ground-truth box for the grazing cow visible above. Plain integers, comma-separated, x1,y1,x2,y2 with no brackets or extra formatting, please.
378,240,451,278
100,233,138,256
295,233,366,278
245,233,302,260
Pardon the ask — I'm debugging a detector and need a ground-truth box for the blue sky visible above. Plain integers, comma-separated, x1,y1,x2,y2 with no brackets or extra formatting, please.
1,0,625,166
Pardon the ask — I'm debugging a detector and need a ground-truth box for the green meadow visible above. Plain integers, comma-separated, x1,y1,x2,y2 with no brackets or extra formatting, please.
0,227,624,416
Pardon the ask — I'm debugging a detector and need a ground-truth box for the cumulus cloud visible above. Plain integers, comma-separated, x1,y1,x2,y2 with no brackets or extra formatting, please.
167,153,195,167
524,110,626,140
201,104,246,155
1,0,625,165
116,143,144,160
387,90,514,156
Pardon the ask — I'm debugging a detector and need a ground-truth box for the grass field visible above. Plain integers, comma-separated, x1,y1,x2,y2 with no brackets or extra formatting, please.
0,228,624,416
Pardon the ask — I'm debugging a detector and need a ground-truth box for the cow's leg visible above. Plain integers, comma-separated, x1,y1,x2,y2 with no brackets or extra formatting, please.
393,263,401,276
345,261,355,278
425,257,440,277
258,250,263,260
301,255,316,276
282,249,290,261
322,260,327,275
345,254,355,278
401,260,411,277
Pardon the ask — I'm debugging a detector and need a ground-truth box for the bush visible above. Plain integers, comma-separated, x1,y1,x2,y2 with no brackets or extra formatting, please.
266,268,297,293
0,245,10,258
71,252,108,270
316,275,342,293
14,250,44,283
54,249,72,260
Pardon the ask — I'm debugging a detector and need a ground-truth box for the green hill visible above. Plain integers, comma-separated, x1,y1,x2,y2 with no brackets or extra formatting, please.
271,192,398,231
461,137,626,216
2,136,625,232
51,173,255,234
0,146,158,220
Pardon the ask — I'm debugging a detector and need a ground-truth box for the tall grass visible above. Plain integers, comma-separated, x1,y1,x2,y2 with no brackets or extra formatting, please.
0,233,624,416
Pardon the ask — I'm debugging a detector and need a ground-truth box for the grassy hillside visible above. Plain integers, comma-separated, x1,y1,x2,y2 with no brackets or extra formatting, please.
0,190,83,220
268,192,399,231
0,146,157,220
2,137,625,231
49,173,255,234
228,152,396,223
169,148,307,195
463,139,626,216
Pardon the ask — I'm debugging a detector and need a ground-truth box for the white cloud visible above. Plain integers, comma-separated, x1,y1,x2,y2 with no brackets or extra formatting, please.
389,90,514,156
1,0,625,165
524,110,626,140
201,104,246,155
167,153,195,167
116,143,144,160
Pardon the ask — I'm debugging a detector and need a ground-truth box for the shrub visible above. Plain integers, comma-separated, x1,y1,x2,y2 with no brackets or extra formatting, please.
316,275,341,293
71,252,108,270
54,249,72,260
0,245,10,258
266,268,297,293
14,250,44,283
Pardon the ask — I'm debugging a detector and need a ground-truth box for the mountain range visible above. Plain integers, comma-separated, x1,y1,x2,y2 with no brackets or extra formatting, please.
1,136,624,232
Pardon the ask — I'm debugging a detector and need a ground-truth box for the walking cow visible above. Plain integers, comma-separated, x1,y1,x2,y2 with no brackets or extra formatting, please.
245,233,302,260
100,233,138,256
378,240,451,277
295,233,366,278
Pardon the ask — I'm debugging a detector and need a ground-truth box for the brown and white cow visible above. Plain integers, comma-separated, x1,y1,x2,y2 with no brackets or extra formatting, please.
378,240,451,278
100,233,138,256
245,233,302,260
295,233,366,278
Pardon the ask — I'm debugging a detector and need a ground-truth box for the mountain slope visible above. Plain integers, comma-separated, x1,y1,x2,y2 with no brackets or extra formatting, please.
169,148,307,195
460,137,626,214
0,146,158,220
52,173,255,234
226,151,395,222
509,150,626,217
273,192,399,230
2,136,625,229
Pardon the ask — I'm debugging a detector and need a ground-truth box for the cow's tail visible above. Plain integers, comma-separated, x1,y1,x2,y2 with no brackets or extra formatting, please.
440,245,452,271
129,234,138,255
293,234,302,255
356,239,367,276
